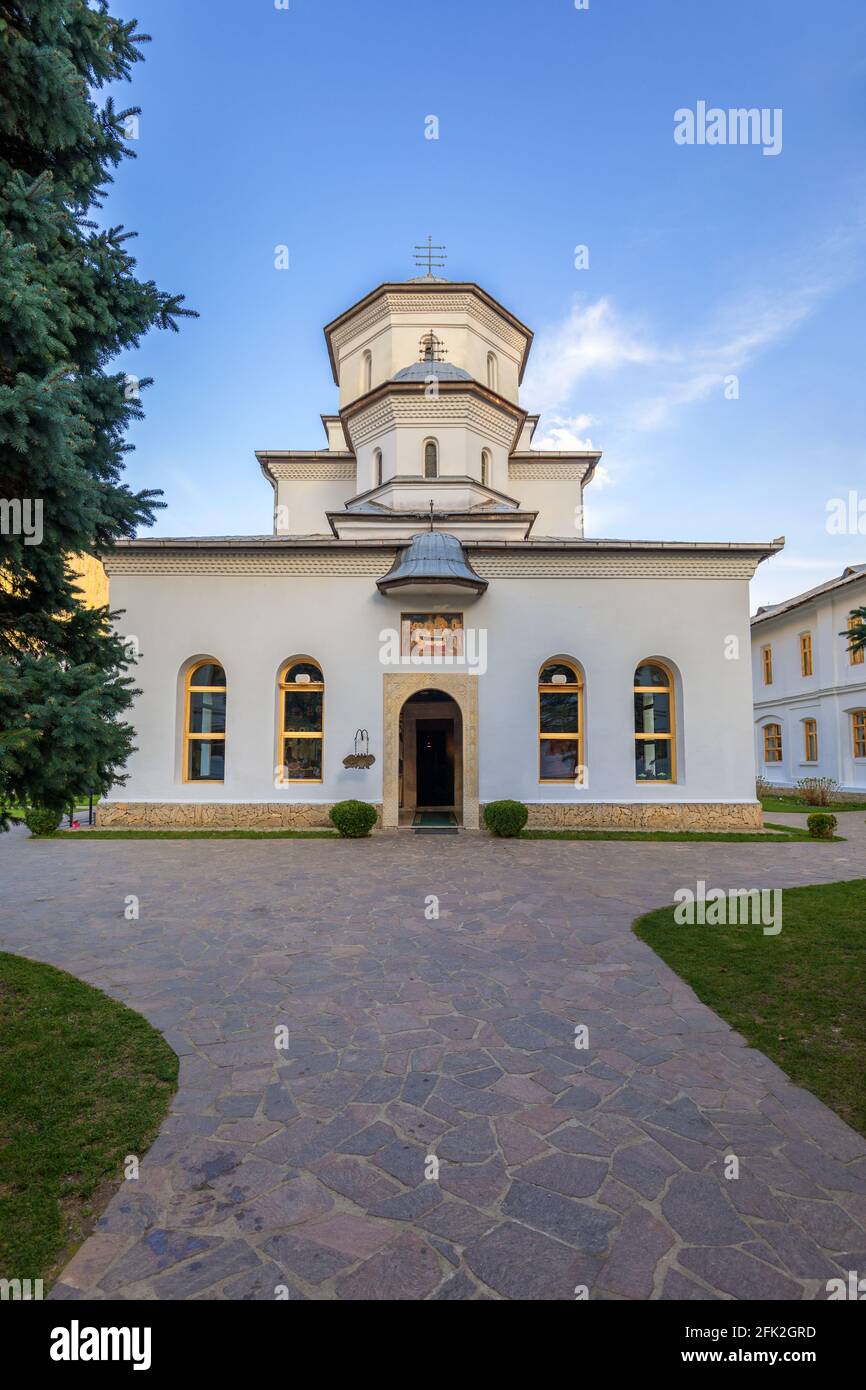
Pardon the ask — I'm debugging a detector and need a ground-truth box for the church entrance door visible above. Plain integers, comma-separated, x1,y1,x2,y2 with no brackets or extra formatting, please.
416,719,455,807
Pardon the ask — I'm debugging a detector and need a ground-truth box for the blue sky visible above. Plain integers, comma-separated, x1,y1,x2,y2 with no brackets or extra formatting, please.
106,0,866,607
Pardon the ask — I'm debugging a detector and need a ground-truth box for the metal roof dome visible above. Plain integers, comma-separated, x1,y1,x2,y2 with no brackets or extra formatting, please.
376,531,488,594
391,361,473,383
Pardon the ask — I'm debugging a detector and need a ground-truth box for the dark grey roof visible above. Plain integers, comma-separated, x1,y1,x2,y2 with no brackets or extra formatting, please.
752,563,866,625
376,531,488,594
391,361,473,383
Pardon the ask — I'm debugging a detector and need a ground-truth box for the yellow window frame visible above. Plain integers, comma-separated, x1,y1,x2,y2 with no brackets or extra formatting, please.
803,718,818,763
800,632,813,678
634,661,676,784
184,661,226,784
761,645,773,685
852,711,866,759
538,659,584,784
763,723,782,763
278,659,324,784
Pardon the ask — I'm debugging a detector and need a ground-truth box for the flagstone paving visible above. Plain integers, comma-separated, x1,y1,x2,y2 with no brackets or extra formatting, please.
2,818,865,1301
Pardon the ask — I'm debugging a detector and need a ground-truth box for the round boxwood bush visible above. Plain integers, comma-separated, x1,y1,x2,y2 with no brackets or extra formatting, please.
807,812,837,839
24,806,63,837
329,799,378,838
483,800,529,838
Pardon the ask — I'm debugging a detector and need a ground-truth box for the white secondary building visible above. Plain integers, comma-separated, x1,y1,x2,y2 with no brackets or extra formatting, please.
751,565,866,792
100,270,782,830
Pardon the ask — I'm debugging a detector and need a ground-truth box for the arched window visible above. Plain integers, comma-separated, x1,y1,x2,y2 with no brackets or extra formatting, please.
852,711,866,758
279,659,324,782
762,722,782,764
539,659,583,783
634,662,675,782
803,718,818,763
486,352,498,391
481,449,491,487
185,661,226,783
424,439,438,479
374,448,383,488
361,349,372,394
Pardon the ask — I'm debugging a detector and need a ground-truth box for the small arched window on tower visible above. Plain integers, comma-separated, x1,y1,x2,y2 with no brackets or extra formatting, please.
374,448,383,488
361,349,372,394
481,449,491,487
487,352,498,391
424,439,438,479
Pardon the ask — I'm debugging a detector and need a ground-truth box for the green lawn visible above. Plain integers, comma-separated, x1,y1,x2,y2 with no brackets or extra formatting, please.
519,823,840,843
634,879,866,1136
761,795,866,813
0,953,177,1286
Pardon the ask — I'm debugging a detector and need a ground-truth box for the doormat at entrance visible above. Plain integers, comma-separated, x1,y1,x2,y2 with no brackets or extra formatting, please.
413,811,458,827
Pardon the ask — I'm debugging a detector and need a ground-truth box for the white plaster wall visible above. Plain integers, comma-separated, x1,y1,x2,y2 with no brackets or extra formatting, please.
508,477,587,538
108,571,758,807
273,480,352,534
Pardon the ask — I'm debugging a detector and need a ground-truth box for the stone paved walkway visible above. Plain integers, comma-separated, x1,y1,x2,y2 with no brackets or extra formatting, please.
2,819,865,1301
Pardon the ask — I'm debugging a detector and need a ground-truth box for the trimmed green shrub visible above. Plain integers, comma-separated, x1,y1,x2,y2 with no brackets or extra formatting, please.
483,800,529,838
24,806,63,837
329,799,378,838
807,812,837,839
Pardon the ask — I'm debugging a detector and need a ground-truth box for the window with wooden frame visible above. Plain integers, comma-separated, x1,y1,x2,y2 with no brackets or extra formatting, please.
803,718,818,763
424,439,438,479
763,723,783,763
761,645,773,685
852,711,866,759
634,662,675,782
849,616,864,666
278,659,324,783
185,661,226,782
800,631,813,677
538,659,583,783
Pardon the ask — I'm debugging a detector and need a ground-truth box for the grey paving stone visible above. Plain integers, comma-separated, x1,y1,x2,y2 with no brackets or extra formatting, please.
662,1173,753,1246
596,1206,675,1298
502,1181,616,1252
151,1240,260,1298
679,1246,804,1301
4,827,864,1302
515,1152,608,1199
261,1233,354,1285
464,1222,600,1300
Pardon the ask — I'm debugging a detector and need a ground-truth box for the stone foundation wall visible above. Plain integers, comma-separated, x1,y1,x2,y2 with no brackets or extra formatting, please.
511,802,764,831
96,802,382,830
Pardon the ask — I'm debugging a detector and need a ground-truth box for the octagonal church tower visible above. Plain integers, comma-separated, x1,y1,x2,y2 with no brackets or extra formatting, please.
258,272,599,542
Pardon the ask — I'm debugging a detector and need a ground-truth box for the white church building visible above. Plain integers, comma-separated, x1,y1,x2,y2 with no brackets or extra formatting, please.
100,270,781,830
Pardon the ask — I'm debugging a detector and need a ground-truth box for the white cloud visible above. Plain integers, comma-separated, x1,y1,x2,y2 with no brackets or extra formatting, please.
523,299,661,410
525,223,865,437
533,413,596,451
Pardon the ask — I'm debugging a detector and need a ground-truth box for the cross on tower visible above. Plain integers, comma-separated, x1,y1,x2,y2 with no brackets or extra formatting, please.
413,236,447,276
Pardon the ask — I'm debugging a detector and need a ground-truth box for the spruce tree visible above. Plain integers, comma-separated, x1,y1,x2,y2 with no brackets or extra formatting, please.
0,1,195,823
